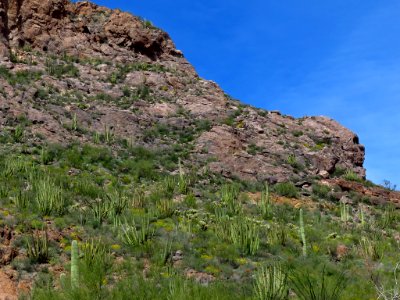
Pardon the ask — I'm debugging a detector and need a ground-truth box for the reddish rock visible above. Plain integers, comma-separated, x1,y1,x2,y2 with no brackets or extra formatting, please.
0,270,17,300
185,268,215,285
336,244,349,260
327,178,400,208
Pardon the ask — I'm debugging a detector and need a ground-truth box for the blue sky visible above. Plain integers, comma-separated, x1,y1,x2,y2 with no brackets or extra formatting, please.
93,0,399,187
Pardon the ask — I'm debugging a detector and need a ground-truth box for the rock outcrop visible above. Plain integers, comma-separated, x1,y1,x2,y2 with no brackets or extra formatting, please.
6,0,186,62
0,0,366,183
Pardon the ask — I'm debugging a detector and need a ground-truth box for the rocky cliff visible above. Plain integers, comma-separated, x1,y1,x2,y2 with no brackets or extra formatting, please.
0,0,365,184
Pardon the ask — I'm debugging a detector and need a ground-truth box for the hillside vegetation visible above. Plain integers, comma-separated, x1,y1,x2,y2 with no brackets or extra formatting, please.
0,1,399,299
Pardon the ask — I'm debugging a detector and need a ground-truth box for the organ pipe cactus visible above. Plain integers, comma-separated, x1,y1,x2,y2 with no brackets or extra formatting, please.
260,184,271,219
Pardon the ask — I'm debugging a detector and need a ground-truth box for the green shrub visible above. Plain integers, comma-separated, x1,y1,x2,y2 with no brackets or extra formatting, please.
287,154,304,171
292,130,303,137
343,170,362,182
247,144,263,155
46,58,79,78
0,67,42,85
13,125,25,143
195,119,212,132
134,84,151,101
274,182,299,198
108,62,168,84
290,266,347,300
312,184,331,199
331,167,346,178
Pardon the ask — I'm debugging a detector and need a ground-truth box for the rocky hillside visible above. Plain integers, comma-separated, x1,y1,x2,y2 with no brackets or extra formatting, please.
0,0,366,184
1,1,400,299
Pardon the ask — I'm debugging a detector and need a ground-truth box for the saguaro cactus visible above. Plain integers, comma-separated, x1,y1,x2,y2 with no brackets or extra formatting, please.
299,209,307,257
71,240,79,289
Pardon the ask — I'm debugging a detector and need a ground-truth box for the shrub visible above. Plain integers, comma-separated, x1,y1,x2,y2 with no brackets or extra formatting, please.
292,130,303,137
195,119,212,132
331,167,346,178
247,144,263,155
13,125,25,143
274,182,298,198
290,266,347,300
46,58,79,78
312,184,331,199
286,154,304,171
0,67,42,85
343,170,362,182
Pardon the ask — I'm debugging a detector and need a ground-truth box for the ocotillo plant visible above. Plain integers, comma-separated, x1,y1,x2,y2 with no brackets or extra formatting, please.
299,209,307,257
71,240,79,289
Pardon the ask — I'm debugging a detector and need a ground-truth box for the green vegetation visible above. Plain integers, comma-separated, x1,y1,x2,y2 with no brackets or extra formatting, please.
254,261,289,300
0,51,398,300
292,130,304,137
343,170,363,182
109,62,170,84
287,154,304,171
46,58,80,78
274,182,299,198
26,230,49,264
0,66,42,85
0,130,399,299
247,143,264,155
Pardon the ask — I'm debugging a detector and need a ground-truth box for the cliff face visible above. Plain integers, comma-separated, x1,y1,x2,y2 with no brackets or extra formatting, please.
0,0,365,183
